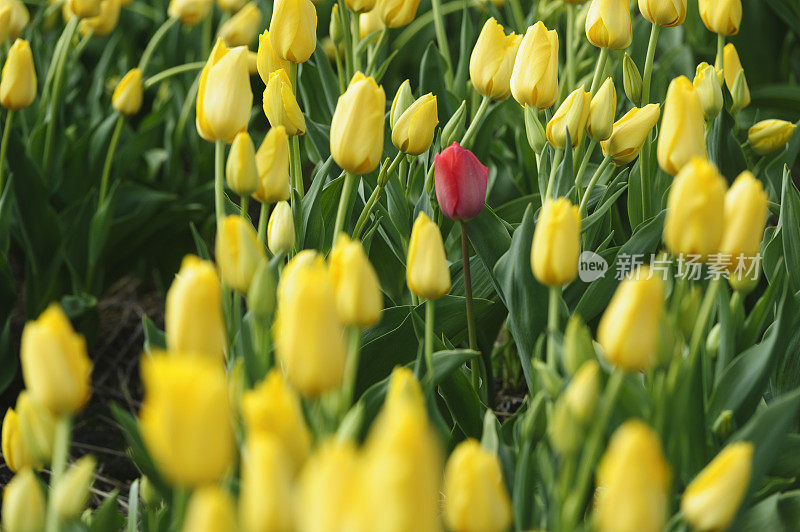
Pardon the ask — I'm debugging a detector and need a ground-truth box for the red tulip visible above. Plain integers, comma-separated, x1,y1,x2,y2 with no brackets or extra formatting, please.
434,142,489,221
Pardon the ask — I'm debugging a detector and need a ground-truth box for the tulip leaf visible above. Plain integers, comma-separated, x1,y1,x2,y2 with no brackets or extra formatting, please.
109,403,170,499
142,315,166,354
89,490,124,532
189,222,211,260
438,367,485,439
0,317,17,395
779,165,800,293
737,491,800,532
299,156,333,250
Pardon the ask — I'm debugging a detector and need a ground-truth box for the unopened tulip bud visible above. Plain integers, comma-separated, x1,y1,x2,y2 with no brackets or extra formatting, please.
217,0,245,12
330,234,383,327
226,132,259,196
2,408,37,473
183,487,237,532
264,69,305,136
598,266,665,372
547,88,590,148
638,0,686,28
548,398,581,456
622,53,643,105
595,420,670,532
533,358,563,397
601,104,660,165
329,4,343,43
112,68,143,116
587,78,616,142
563,315,594,376
699,0,741,36
434,142,488,221
729,258,760,295
585,0,632,50
140,476,160,507
2,469,46,532
247,260,277,319
360,8,385,39
407,212,451,299
330,72,385,174
267,200,295,256
196,40,253,143
390,79,414,129
524,105,547,154
345,0,374,13
657,76,706,176
681,442,753,531
14,392,56,467
531,198,581,286
563,360,600,424
254,126,290,203
677,285,701,339
1,39,36,110
256,30,290,84
724,44,750,112
1,0,29,41
53,455,96,521
443,439,512,532
720,171,768,268
470,18,521,101
69,0,100,18
693,62,723,120
748,119,797,155
510,21,559,110
216,215,265,293
377,0,420,28
219,2,261,47
442,100,467,147
168,0,212,25
269,0,317,62
78,0,120,37
392,93,438,155
240,434,295,532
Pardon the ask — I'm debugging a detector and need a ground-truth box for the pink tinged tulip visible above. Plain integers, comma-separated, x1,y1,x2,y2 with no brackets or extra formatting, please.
434,142,489,221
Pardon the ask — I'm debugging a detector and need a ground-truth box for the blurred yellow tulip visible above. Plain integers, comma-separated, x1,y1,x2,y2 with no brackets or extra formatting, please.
531,198,581,286
14,392,56,467
112,68,143,116
1,39,37,111
219,1,261,47
719,171,768,266
377,0,420,28
226,131,259,196
79,0,121,37
330,233,383,327
693,62,723,120
183,487,238,532
723,43,750,110
1,468,46,532
748,119,797,155
52,455,96,521
269,0,317,62
216,215,265,293
69,0,100,18
563,360,600,424
254,126,291,203
407,212,451,299
239,434,295,532
657,76,706,176
1,407,37,473
267,200,295,256
0,0,29,40
168,0,212,25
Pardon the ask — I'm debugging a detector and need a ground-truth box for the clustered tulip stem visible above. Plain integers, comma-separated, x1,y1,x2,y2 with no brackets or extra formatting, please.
0,110,14,192
333,171,358,244
353,152,404,239
688,278,722,369
547,286,560,370
544,148,563,200
430,0,454,89
565,4,576,98
341,326,363,415
715,34,726,74
45,415,73,532
364,28,388,77
337,0,355,79
638,24,661,220
144,61,205,90
42,17,79,175
574,139,597,204
257,203,268,244
291,136,303,198
240,195,249,218
460,95,491,149
214,140,226,227
351,14,362,72
138,16,179,74
578,154,612,218
508,0,525,33
641,23,660,105
589,48,609,97
425,298,435,389
98,114,124,207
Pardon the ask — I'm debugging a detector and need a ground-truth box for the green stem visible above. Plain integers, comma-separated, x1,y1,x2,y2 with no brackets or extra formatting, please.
42,17,79,175
352,12,361,71
462,221,487,398
641,23,660,105
45,416,72,532
138,17,178,73
578,155,612,218
565,4,576,95
333,46,347,94
574,139,597,204
215,140,226,227
341,326,362,415
240,194,249,218
338,0,354,80
508,0,525,32
353,152,404,238
365,28,388,76
333,171,357,244
425,298,435,389
144,61,204,90
430,0,454,89
0,110,13,193
168,488,189,532
589,48,609,96
291,135,303,198
547,285,560,370
257,202,268,244
460,95,491,149
688,278,722,368
98,115,124,207
715,34,725,74
544,148,563,200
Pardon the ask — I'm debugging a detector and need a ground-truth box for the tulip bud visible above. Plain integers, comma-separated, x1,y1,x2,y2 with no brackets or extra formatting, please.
719,171,768,268
196,40,253,143
723,43,750,112
563,360,600,424
264,69,305,136
168,0,212,26
139,354,235,487
269,0,317,63
360,8,385,39
69,0,100,18
729,257,760,295
0,0,29,41
677,285,702,339
657,76,706,176
239,435,295,532
531,198,581,286
706,322,721,359
78,0,120,37
585,0,632,50
595,420,670,532
219,2,261,47
407,212,451,299
622,53,643,105
470,18,521,101
247,259,277,317
14,392,56,467
390,80,414,129
216,215,265,293
664,157,726,258
0,7,11,42
111,68,143,116
1,469,46,532
183,487,237,532
548,397,581,456
226,131,259,196
524,105,547,154
692,62,723,121
434,142,488,221
600,103,661,165
329,4,343,43
546,88,590,148
2,406,41,473
345,0,374,13
140,476,160,508
442,100,467,147
638,0,686,28
52,455,96,521
443,439,512,532
241,369,312,472
21,304,92,416
256,30,290,84
376,0,420,28
1,39,37,111
330,234,383,328
392,93,438,155
587,78,616,142
699,0,741,36
681,442,753,531
267,200,295,256
254,126,291,203
748,119,797,156
165,255,226,359
217,0,245,12
330,72,386,174
510,21,559,110
563,315,594,376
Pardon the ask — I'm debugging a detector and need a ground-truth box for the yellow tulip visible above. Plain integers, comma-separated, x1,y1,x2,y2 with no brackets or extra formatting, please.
681,441,753,532
600,103,661,165
254,126,291,203
585,0,632,50
693,62,723,120
597,266,665,372
2,407,37,473
664,157,726,258
68,0,100,18
20,304,92,416
183,487,238,532
330,233,383,327
392,93,438,155
723,43,750,109
345,0,374,13
563,360,600,424
546,88,590,148
376,0,420,28
216,215,265,293
14,392,55,467
78,0,120,37
469,18,521,101
112,68,143,116
167,0,211,25
273,255,346,396
531,198,581,287
256,30,290,84
165,255,226,359
226,131,259,196
510,21,559,110
0,7,11,42
360,8,385,38
1,468,46,532
196,40,253,143
595,420,671,532
390,79,414,129
264,68,306,136
1,39,36,111
748,119,797,156
217,0,245,12
699,0,741,36
407,211,451,299
241,369,312,471
138,354,235,487
330,72,386,174
587,77,616,142
239,434,295,532
0,0,29,40
267,200,295,256
277,249,320,301
219,1,261,47
443,439,512,532
52,455,95,521
269,0,317,63
719,171,768,266
638,0,686,28
657,76,706,176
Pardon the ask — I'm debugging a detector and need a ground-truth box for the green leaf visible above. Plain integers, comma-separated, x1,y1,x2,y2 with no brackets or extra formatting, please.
779,165,800,293
142,315,166,354
109,403,169,498
89,490,124,532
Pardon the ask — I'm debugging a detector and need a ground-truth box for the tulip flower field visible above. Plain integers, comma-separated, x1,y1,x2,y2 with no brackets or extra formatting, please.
4,0,800,529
